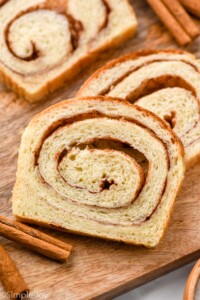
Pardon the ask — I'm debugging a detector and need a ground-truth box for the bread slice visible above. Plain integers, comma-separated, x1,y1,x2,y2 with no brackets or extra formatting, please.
78,50,200,168
0,0,137,102
12,96,184,247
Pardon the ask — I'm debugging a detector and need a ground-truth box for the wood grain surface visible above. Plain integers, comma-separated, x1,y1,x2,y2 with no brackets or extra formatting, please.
0,0,200,299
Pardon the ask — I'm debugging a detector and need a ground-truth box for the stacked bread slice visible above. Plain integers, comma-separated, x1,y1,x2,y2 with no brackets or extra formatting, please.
78,50,200,168
0,0,137,102
12,97,184,247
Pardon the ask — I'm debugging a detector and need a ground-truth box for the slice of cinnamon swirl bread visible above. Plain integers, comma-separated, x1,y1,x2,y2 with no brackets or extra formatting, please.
0,0,137,102
12,97,184,247
78,50,200,168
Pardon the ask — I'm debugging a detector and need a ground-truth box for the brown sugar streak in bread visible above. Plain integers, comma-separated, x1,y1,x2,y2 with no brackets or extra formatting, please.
125,75,197,102
0,0,9,7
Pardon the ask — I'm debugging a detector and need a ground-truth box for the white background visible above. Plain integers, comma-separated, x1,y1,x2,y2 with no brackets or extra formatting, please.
115,262,196,300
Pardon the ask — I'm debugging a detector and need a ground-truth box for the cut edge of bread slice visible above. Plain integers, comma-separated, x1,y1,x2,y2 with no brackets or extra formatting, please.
12,97,185,248
77,49,195,96
0,0,137,102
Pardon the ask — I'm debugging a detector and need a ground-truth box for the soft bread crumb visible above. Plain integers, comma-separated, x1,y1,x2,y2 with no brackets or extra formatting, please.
12,97,185,247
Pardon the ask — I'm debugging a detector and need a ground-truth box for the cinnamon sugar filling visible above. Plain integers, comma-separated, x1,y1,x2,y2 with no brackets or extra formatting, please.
33,112,170,224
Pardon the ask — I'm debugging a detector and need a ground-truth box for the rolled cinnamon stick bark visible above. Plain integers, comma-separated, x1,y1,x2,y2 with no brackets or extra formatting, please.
147,0,192,45
162,0,199,38
180,0,200,18
0,244,29,300
0,215,72,262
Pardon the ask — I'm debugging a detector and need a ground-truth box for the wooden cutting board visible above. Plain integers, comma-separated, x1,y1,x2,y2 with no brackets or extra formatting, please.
0,0,200,299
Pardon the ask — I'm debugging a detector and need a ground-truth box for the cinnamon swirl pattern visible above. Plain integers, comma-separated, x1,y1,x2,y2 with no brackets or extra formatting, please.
78,50,200,168
0,0,137,102
12,97,184,247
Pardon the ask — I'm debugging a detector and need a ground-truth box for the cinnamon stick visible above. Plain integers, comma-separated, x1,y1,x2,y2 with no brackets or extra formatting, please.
147,0,192,45
0,244,29,300
162,0,199,38
0,215,72,262
180,0,200,18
